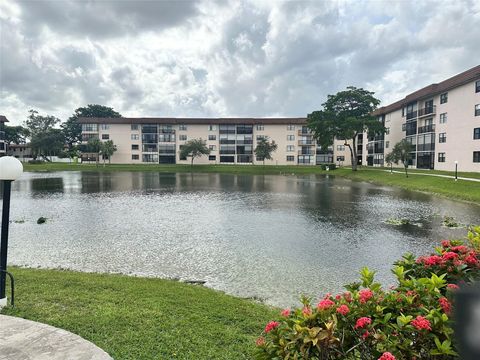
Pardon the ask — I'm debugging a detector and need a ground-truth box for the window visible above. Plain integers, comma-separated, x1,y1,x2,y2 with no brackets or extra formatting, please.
440,93,448,104
474,128,480,140
132,154,139,160
132,144,139,150
286,155,295,162
402,123,406,131
209,155,216,161
287,135,295,141
100,124,110,130
386,141,390,149
81,124,98,132
476,104,480,116
208,135,216,141
179,135,187,141
142,154,158,162
337,145,345,151
256,156,264,161
208,125,216,131
209,145,216,151
385,127,390,135
336,156,345,162
256,135,266,141
439,113,447,124
439,133,446,143
286,145,295,152
131,124,139,130
256,124,264,130
438,152,445,162
131,134,139,140
476,80,480,93
179,124,187,131
474,151,480,163
101,134,109,140
287,124,295,131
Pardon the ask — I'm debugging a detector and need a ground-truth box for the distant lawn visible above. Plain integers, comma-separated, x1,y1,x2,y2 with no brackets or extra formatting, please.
22,162,480,203
1,267,276,360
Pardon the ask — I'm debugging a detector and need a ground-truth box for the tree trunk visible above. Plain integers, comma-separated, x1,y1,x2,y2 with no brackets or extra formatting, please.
191,156,194,167
96,153,99,167
404,164,408,178
346,136,358,171
103,155,106,167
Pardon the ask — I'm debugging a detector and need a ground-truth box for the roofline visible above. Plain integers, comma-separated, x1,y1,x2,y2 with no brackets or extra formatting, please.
0,115,9,123
78,117,308,125
373,64,480,115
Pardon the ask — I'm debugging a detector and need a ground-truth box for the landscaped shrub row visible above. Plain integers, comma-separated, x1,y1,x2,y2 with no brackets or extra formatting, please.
255,226,480,359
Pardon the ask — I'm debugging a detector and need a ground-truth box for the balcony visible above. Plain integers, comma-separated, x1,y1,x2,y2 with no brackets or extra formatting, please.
298,150,315,156
0,131,4,140
406,111,417,120
417,105,436,118
418,124,435,134
298,130,312,136
298,140,315,146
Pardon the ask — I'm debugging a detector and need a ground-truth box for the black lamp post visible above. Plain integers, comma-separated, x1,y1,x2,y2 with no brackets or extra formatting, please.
454,160,458,182
0,156,23,307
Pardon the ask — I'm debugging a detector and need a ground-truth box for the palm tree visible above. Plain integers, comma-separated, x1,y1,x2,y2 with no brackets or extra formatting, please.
101,140,117,166
389,140,414,177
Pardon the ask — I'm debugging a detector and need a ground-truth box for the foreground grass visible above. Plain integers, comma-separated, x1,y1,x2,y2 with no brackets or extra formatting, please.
1,267,276,360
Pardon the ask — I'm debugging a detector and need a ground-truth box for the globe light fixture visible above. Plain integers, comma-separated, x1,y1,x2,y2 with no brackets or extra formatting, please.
0,156,23,307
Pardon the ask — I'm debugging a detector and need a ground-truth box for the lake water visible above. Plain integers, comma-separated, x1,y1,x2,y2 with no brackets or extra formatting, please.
3,171,480,307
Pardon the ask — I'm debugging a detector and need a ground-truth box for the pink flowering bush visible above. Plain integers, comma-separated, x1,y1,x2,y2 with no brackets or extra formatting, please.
255,227,480,359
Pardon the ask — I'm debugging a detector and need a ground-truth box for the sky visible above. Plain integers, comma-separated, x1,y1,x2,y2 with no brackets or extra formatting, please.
1,0,479,125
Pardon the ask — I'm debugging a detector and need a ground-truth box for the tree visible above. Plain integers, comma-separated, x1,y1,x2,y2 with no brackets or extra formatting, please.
384,151,395,174
388,140,414,178
4,125,29,145
179,139,210,166
62,104,122,152
30,128,65,161
24,109,60,137
87,137,102,167
307,87,383,171
101,140,117,166
254,137,278,166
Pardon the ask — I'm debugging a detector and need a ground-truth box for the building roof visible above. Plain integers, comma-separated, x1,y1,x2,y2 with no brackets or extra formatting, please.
0,115,9,123
78,117,308,125
373,64,480,115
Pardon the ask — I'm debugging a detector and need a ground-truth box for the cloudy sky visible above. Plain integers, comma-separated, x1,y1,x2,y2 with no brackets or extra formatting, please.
1,0,479,125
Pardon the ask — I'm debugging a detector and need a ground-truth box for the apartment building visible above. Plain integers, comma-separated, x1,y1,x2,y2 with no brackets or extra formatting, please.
78,117,345,166
371,65,480,172
0,115,8,156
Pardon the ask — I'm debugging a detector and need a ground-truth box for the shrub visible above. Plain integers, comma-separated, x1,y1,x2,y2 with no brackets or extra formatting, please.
255,228,480,359
28,159,45,164
321,163,337,171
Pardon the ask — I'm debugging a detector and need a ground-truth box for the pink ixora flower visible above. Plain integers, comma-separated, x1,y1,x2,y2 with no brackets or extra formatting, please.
302,306,312,317
439,297,452,315
411,316,432,331
255,336,266,346
336,305,350,316
465,252,479,266
378,352,396,360
361,330,370,339
343,291,352,302
441,240,451,248
317,299,335,310
450,245,469,253
281,308,291,317
359,289,373,303
447,283,459,291
264,321,280,333
354,317,372,329
442,251,459,261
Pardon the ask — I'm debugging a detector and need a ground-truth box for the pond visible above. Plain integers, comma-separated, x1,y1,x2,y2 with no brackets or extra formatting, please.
4,171,480,307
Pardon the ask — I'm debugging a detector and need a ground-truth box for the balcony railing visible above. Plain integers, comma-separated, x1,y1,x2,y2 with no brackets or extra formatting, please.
298,140,315,146
406,111,417,120
298,130,312,136
418,124,435,134
417,143,435,152
417,105,436,118
0,131,4,141
298,150,315,155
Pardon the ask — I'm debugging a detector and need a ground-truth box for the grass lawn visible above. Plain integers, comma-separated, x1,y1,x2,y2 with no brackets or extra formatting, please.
22,162,480,203
1,267,277,360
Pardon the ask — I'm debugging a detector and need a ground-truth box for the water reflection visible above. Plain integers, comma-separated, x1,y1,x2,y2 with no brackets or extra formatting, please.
4,171,480,307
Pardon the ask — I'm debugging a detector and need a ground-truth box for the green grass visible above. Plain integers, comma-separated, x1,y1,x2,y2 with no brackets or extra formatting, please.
1,267,276,360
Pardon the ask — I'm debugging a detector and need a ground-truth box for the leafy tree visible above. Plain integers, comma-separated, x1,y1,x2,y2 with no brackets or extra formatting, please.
87,137,102,167
307,87,383,171
384,151,395,174
30,128,65,161
388,139,414,177
4,125,29,145
24,109,61,137
101,140,117,166
254,137,278,166
179,139,210,166
62,104,122,152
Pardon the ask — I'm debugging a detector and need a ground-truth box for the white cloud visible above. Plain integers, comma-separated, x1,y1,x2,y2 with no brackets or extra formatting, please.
1,0,479,125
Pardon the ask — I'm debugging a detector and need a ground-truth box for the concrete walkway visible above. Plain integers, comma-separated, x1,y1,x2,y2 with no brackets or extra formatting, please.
0,315,112,360
383,169,480,182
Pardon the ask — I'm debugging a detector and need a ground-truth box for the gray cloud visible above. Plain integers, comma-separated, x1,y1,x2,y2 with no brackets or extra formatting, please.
1,0,479,124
